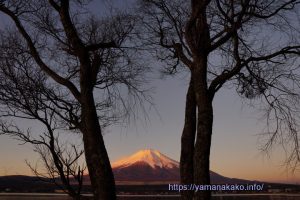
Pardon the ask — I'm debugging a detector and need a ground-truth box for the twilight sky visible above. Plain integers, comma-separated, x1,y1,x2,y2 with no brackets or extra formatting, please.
0,0,299,184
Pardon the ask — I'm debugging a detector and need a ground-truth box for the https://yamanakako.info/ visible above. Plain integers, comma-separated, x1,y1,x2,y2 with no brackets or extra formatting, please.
168,183,264,192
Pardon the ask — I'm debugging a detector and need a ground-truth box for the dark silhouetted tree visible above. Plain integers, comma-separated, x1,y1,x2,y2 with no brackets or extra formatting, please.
0,1,149,199
0,55,86,199
139,0,300,199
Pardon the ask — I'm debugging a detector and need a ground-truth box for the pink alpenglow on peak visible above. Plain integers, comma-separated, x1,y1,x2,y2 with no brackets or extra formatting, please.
111,149,180,182
111,149,179,169
110,149,255,184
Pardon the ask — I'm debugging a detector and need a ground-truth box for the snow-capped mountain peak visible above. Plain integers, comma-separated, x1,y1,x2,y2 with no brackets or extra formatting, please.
111,149,179,169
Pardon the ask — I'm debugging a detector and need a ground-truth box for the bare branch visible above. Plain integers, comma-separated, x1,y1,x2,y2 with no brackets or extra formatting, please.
0,5,81,101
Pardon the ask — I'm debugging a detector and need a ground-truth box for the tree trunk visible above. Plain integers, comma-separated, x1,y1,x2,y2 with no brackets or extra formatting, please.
180,77,196,200
80,91,116,200
186,2,212,197
76,46,116,199
71,194,83,200
193,100,213,200
192,60,213,200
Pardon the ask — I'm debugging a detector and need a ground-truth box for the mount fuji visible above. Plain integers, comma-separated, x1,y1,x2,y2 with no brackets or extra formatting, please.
112,149,180,181
111,149,254,184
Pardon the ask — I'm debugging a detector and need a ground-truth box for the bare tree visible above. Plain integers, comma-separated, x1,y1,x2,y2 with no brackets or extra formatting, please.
0,1,149,199
1,125,86,200
139,0,300,199
0,52,86,199
27,141,86,200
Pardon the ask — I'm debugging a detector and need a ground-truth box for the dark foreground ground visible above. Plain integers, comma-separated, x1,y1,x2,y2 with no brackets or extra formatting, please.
1,194,300,200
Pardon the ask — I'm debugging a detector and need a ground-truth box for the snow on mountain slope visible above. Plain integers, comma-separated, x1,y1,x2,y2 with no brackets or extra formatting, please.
111,149,179,169
83,149,258,183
